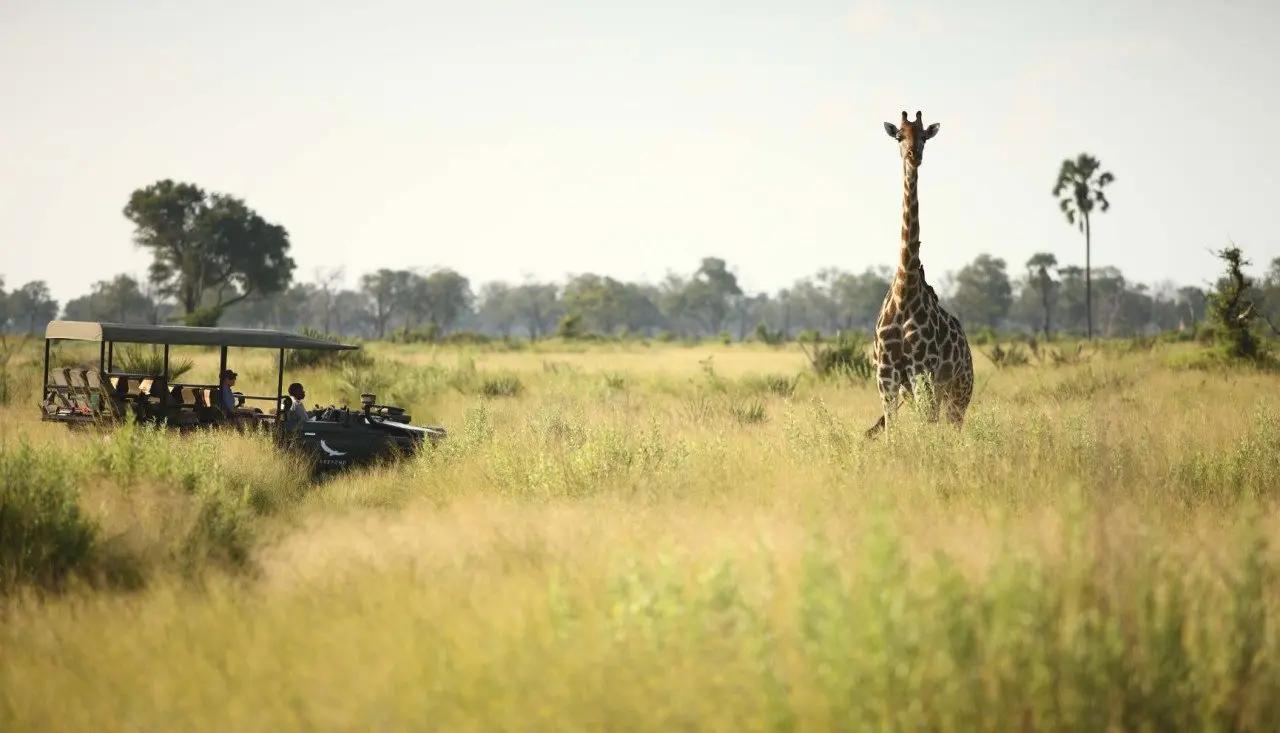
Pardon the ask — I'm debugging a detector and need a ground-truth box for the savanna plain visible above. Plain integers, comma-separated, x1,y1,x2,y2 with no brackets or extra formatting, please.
3,334,1280,732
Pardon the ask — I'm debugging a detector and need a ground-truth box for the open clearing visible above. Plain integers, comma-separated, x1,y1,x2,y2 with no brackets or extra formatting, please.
3,337,1280,731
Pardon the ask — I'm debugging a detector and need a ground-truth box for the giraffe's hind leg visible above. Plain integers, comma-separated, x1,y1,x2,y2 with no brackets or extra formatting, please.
943,399,967,429
939,383,971,429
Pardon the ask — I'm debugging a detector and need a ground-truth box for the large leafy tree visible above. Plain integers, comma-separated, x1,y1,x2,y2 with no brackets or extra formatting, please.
123,179,296,325
562,274,623,334
683,257,743,334
950,253,1013,329
8,281,59,334
1052,153,1115,340
419,268,474,333
359,268,412,339
511,281,562,340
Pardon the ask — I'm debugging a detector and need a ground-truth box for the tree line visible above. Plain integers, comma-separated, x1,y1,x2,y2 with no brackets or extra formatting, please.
7,253,1280,344
2,171,1278,343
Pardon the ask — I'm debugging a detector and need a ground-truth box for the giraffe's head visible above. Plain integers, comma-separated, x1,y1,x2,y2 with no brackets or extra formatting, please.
883,110,939,166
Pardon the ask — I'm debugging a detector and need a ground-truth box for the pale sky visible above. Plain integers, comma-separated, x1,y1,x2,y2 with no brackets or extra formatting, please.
2,0,1278,306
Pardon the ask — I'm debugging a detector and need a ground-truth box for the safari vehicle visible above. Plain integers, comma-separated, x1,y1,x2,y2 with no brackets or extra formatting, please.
38,320,446,472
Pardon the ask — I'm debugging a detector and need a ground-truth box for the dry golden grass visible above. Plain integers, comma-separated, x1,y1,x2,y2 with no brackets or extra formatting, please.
3,336,1280,731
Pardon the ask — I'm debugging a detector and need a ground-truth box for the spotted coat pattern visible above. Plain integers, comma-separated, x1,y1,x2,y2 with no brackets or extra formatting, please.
866,111,974,437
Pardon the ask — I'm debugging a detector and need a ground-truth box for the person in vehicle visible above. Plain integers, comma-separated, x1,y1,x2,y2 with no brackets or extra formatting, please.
217,368,256,429
113,376,131,411
134,376,172,423
285,382,310,424
218,369,239,415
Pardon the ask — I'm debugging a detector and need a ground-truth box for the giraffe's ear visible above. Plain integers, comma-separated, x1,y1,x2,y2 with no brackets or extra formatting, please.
884,122,900,139
924,122,940,139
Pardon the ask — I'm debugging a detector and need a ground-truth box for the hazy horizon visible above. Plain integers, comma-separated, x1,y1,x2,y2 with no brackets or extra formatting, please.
3,0,1278,306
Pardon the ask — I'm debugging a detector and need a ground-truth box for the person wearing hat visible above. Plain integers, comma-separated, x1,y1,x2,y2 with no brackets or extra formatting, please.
218,368,239,415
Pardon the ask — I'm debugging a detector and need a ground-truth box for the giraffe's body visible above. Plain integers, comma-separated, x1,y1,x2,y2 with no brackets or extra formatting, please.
866,111,973,437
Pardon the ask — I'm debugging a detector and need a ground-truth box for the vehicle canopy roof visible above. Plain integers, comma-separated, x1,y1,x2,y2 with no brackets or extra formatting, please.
44,320,359,352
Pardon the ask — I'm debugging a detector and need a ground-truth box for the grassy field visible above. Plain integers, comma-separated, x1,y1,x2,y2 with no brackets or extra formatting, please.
3,334,1280,731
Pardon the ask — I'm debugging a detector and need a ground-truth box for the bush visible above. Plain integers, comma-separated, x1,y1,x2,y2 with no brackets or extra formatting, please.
0,418,315,598
984,342,1031,369
115,344,195,380
557,313,585,340
799,331,874,382
0,438,97,596
480,375,524,398
284,327,374,371
0,334,25,406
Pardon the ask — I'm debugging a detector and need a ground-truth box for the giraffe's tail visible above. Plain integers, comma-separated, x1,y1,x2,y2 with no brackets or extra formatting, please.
864,414,886,439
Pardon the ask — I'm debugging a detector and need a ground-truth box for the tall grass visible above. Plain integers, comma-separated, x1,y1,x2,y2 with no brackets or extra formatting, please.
2,338,1280,730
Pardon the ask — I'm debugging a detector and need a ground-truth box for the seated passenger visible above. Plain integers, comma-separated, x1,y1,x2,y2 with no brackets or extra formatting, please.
113,377,131,412
140,376,173,421
284,382,310,424
218,369,238,414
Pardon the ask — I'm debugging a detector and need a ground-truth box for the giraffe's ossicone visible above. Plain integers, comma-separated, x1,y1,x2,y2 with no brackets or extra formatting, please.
867,110,974,438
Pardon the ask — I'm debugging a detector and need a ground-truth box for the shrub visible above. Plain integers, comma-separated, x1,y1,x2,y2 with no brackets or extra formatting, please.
115,344,195,380
984,342,1030,369
798,331,874,382
284,327,373,371
0,438,97,596
481,375,524,398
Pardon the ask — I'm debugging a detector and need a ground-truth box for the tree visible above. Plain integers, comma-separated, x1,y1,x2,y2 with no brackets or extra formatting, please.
682,257,743,334
1091,266,1139,337
420,268,473,333
8,281,59,334
1259,257,1280,326
330,290,374,337
313,267,346,335
477,281,519,337
62,274,154,324
123,179,296,325
512,281,562,340
1025,252,1058,338
1175,286,1208,331
1052,153,1116,340
562,273,625,334
950,254,1013,329
835,267,894,331
359,269,409,339
1205,245,1267,361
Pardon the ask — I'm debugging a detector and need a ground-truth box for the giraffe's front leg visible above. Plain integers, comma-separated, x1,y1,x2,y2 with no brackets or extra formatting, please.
865,374,903,438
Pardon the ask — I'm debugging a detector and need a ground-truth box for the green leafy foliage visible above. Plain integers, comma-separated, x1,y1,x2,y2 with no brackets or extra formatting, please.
283,327,373,371
798,330,874,381
114,344,195,380
1205,245,1270,364
122,179,297,322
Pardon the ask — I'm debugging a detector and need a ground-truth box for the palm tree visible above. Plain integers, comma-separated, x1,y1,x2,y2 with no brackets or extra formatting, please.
1025,252,1058,339
1052,153,1115,339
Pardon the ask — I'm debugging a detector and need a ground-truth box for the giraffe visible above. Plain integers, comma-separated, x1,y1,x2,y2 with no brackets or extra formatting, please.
865,110,974,438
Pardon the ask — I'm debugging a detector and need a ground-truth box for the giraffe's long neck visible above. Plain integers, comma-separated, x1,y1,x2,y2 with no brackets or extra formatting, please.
893,160,923,303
